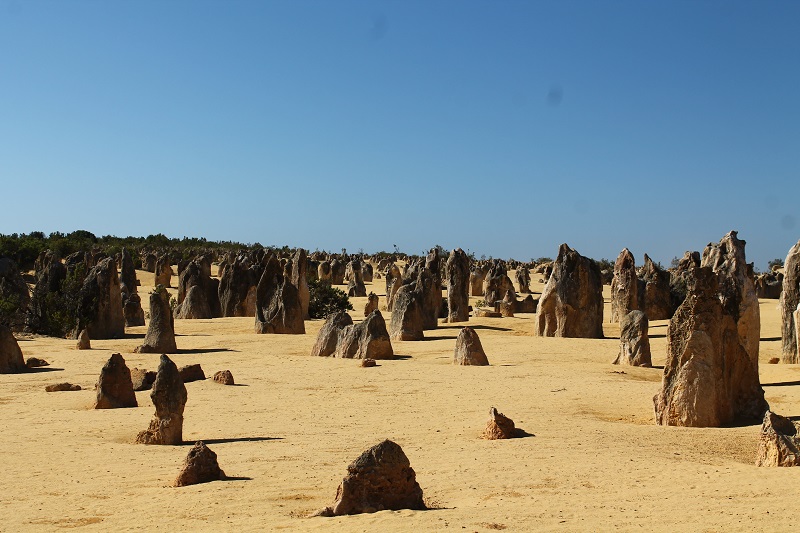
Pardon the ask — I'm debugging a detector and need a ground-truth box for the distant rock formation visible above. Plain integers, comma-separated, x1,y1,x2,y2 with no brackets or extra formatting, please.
446,248,470,323
254,256,305,334
135,286,177,353
534,244,604,338
453,326,489,366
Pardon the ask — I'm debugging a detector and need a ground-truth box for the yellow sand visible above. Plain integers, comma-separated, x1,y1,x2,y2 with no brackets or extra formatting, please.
1,267,798,532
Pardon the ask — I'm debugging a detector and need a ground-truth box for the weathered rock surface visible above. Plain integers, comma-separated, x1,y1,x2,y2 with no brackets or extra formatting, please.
136,354,187,445
318,261,332,281
499,290,515,317
364,292,379,316
255,256,305,334
174,441,226,487
330,259,346,285
389,285,424,341
469,266,487,296
613,310,651,367
0,324,25,373
755,271,783,299
335,310,393,360
131,368,157,391
26,357,49,368
179,364,205,383
175,284,212,319
610,248,639,322
76,257,125,339
446,248,470,323
483,264,515,307
482,407,516,440
135,286,177,353
639,254,673,320
384,264,402,311
122,292,146,327
515,266,531,294
515,295,538,314
755,411,800,467
311,311,354,357
781,240,800,363
154,256,172,287
653,267,768,427
453,326,489,366
218,258,258,317
26,252,67,334
315,439,425,516
701,231,760,368
119,248,139,295
94,353,138,409
212,370,234,385
534,244,604,338
347,259,367,297
291,249,311,319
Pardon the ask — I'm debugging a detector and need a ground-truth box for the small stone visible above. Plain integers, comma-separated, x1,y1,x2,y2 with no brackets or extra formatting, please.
76,329,91,350
360,358,376,367
174,441,225,487
178,364,205,383
212,370,234,385
482,407,516,440
45,382,81,392
26,357,49,368
769,357,780,364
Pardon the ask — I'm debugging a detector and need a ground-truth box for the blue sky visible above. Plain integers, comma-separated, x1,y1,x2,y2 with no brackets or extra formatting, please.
1,1,798,268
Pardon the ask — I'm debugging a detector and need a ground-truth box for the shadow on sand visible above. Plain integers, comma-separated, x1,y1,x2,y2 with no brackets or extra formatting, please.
178,348,237,355
762,380,800,388
182,437,282,445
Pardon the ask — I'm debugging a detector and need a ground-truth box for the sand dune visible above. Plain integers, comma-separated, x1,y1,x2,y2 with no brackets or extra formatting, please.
1,268,798,532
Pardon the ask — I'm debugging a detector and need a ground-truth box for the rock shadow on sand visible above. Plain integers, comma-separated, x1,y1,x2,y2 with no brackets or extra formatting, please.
181,436,281,445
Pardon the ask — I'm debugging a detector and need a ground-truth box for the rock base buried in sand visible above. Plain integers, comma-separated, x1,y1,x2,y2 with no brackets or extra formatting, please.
315,439,426,516
482,407,517,440
473,308,501,318
755,411,800,467
45,383,81,392
174,441,226,486
212,370,234,385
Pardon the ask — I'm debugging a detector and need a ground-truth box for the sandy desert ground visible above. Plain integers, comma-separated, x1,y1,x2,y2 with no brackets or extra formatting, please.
1,266,799,532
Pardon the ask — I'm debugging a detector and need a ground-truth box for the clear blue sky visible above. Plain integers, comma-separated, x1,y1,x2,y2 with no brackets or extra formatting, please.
1,1,798,269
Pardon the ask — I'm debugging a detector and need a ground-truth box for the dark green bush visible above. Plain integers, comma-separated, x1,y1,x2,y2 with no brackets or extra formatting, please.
308,279,353,319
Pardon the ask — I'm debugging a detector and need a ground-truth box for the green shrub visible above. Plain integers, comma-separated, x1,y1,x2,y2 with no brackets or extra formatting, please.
308,279,352,319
